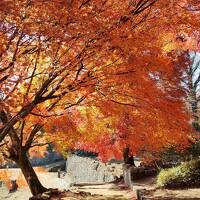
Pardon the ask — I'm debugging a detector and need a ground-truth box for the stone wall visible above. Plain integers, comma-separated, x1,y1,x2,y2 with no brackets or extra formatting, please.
0,151,64,168
66,155,123,184
30,151,63,167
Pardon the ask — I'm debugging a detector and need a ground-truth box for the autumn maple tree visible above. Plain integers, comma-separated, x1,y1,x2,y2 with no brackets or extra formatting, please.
58,53,194,162
0,0,199,196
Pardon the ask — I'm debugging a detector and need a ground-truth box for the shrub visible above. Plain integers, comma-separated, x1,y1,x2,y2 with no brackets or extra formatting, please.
156,159,200,188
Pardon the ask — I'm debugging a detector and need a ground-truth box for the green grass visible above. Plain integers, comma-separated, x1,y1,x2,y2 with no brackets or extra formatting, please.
156,159,200,189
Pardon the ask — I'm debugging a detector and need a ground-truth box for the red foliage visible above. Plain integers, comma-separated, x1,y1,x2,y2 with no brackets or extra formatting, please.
0,0,199,163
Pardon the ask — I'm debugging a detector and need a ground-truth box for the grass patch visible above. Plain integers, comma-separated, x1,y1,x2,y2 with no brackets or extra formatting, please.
156,159,200,189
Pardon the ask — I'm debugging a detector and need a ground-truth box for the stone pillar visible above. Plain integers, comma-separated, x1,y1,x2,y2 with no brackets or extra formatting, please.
123,164,132,188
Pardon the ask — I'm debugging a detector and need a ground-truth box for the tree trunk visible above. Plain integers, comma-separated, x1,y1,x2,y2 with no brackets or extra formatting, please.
16,151,47,196
123,147,135,166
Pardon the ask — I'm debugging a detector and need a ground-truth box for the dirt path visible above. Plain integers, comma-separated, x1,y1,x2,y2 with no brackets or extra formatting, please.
69,183,136,200
0,169,135,200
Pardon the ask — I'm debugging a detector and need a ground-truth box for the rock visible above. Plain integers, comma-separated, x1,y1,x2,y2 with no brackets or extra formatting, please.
41,193,50,200
29,194,42,200
66,155,123,184
136,189,149,200
43,191,51,195
48,188,60,194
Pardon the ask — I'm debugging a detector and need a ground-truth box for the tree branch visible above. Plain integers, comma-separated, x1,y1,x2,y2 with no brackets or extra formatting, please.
24,124,43,150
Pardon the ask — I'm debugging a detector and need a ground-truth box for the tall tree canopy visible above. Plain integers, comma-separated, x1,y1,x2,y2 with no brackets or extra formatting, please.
0,0,199,195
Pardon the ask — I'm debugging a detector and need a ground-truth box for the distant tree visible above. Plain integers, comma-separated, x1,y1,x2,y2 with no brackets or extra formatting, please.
185,52,200,131
181,52,200,158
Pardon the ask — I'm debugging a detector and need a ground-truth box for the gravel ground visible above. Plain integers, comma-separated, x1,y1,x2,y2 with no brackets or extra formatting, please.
0,187,31,200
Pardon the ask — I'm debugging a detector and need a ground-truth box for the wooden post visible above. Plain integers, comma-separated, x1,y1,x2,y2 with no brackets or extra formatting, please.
9,180,18,193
